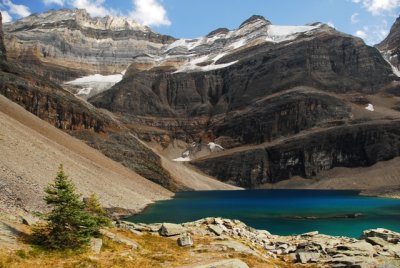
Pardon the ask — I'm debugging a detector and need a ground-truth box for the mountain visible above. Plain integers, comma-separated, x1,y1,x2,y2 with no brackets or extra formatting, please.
0,11,237,195
2,10,400,192
0,94,173,215
88,15,400,188
376,16,400,76
3,9,175,82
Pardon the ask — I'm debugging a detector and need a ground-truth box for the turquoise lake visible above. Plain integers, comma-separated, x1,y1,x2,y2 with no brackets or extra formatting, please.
128,190,400,238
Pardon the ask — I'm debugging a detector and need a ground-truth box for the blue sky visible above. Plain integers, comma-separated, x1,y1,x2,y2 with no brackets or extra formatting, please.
0,0,399,45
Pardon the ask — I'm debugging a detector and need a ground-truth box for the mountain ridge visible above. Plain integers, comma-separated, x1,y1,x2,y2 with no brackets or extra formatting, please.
1,10,400,193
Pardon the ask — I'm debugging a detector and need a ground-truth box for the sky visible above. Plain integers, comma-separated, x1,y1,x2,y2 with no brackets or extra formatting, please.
0,0,399,45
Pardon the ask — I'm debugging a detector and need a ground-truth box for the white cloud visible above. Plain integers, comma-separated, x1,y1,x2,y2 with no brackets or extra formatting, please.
355,29,367,38
43,0,65,5
351,12,360,23
1,10,12,22
2,0,30,17
70,0,112,17
354,21,389,44
352,0,400,15
129,0,171,27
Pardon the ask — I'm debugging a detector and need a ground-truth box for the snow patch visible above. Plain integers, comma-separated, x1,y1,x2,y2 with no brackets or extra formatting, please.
66,73,123,84
77,87,93,95
65,72,125,98
229,38,247,49
382,53,400,77
173,156,191,162
212,52,227,62
207,142,224,152
365,104,374,112
174,55,238,73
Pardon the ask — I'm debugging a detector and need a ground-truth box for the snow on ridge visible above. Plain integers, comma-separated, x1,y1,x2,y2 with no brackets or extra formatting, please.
173,56,238,73
266,25,320,43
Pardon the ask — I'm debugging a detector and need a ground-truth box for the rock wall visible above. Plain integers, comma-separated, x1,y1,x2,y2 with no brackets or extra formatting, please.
210,89,351,145
0,64,109,131
91,33,392,119
3,9,175,81
0,61,181,191
192,121,400,187
0,12,6,60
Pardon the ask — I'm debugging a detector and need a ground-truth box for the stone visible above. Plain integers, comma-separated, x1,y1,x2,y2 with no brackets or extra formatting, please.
159,223,185,237
20,215,39,226
300,231,319,237
182,259,249,268
362,228,400,244
328,256,377,268
177,234,193,247
264,244,275,250
208,224,224,236
100,229,139,249
335,241,376,256
283,245,297,254
296,252,320,264
89,238,103,254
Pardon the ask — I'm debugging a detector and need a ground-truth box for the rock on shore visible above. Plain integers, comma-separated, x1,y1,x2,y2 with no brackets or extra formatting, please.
117,217,400,267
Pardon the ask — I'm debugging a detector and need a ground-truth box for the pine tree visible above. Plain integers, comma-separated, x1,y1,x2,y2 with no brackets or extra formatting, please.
39,165,98,249
85,193,112,228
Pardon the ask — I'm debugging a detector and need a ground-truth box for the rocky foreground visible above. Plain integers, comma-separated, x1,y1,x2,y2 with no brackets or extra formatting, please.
115,218,400,268
1,213,400,267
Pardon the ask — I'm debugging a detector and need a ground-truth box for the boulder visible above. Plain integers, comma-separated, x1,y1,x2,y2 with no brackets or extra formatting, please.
328,256,378,268
100,229,139,249
178,234,193,247
296,252,320,264
362,228,400,244
89,238,103,254
159,223,185,236
300,231,319,237
182,259,249,268
208,224,224,236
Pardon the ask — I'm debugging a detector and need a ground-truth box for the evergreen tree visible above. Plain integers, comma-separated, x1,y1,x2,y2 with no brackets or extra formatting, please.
85,193,112,229
38,165,98,249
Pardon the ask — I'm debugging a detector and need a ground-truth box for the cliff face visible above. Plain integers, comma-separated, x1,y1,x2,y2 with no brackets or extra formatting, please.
0,12,6,60
192,121,400,187
91,21,392,118
3,9,175,81
376,16,400,76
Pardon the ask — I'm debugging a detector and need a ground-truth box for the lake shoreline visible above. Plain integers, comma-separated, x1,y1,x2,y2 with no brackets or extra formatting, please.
127,189,400,238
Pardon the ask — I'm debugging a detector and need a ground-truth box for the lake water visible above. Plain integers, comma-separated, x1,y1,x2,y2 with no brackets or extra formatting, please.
128,190,400,238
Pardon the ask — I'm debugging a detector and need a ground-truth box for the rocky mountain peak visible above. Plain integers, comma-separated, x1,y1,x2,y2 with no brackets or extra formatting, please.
206,27,230,37
9,8,148,32
239,15,271,28
0,12,6,60
377,15,400,51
